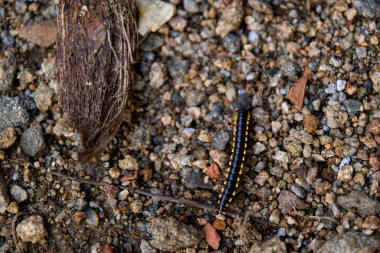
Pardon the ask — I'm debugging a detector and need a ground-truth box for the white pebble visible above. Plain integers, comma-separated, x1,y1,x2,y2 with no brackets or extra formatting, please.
336,80,346,91
339,157,351,169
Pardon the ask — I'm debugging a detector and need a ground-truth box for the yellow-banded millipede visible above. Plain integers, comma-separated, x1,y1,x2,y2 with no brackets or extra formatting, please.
218,109,251,211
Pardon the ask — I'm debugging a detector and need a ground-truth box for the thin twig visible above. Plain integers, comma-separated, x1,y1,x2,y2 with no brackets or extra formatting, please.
50,171,238,217
12,212,23,253
292,210,339,224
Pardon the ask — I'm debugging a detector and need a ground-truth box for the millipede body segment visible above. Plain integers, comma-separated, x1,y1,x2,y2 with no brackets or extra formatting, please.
218,110,251,211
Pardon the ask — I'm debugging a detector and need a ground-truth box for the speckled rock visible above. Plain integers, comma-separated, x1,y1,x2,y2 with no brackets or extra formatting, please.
180,166,212,190
337,190,380,216
303,114,320,133
354,0,380,19
215,0,243,37
325,108,348,129
119,155,139,171
137,0,176,35
34,84,54,112
249,237,287,253
0,127,17,149
281,61,300,77
316,231,380,253
16,215,48,244
20,123,45,157
148,217,201,251
223,33,241,53
0,50,16,92
0,96,29,130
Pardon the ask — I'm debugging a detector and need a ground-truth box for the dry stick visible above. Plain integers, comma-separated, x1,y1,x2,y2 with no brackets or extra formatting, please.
49,171,238,217
12,212,23,253
292,209,339,224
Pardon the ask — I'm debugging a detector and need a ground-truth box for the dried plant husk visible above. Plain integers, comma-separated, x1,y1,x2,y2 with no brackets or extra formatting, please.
57,0,138,163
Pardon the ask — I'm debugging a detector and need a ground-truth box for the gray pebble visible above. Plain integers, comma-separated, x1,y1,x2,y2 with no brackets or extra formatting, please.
337,190,380,216
10,185,28,203
86,208,99,226
183,0,200,13
168,57,190,79
291,184,306,199
254,142,266,155
67,198,88,211
270,166,284,178
140,33,165,51
343,99,362,116
20,123,45,157
330,57,342,68
0,50,16,92
185,90,206,107
355,47,367,59
214,131,230,150
317,232,380,253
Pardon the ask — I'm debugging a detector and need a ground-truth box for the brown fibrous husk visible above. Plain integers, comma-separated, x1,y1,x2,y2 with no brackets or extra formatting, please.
57,0,138,163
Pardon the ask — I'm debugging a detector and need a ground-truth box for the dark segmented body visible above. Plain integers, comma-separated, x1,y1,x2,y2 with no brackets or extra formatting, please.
218,110,250,211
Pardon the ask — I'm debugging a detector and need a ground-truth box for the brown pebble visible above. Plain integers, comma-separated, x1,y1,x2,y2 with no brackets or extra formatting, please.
212,219,226,231
278,190,309,213
254,170,270,186
303,114,320,133
369,153,380,170
103,244,117,253
362,215,380,230
139,168,153,181
367,119,380,135
0,128,17,149
209,150,228,168
18,19,57,48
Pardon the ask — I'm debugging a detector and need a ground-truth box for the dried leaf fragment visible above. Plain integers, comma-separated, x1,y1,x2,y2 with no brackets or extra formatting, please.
206,162,221,179
205,223,221,250
287,69,313,110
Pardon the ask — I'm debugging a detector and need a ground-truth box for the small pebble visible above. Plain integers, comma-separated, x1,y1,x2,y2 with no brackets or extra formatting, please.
20,123,45,157
10,185,28,203
0,127,17,149
119,155,139,170
16,215,48,244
